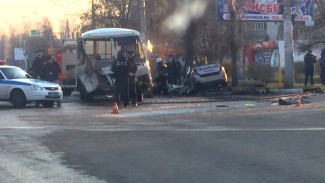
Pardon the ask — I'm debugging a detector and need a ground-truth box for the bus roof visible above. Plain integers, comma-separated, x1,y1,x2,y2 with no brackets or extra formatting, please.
81,28,141,39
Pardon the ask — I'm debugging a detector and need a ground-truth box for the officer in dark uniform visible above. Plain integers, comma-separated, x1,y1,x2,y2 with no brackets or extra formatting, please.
155,57,169,95
304,49,317,87
29,50,47,107
112,49,130,107
29,50,47,80
127,51,138,106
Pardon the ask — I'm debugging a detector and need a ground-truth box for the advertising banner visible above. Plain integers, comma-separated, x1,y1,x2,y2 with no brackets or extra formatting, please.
217,0,315,21
14,48,25,61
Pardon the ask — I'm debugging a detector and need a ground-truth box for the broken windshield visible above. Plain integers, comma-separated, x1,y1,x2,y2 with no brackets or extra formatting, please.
83,36,145,63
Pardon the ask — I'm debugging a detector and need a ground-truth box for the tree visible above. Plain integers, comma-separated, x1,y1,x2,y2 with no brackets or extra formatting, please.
80,0,136,32
296,0,325,51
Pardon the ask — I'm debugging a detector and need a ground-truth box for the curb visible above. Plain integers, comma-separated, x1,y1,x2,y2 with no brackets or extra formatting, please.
270,88,304,95
270,87,324,95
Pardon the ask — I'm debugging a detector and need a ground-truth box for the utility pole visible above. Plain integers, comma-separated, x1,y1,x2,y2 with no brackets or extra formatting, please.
1,36,4,60
92,0,95,29
139,0,146,43
283,0,294,88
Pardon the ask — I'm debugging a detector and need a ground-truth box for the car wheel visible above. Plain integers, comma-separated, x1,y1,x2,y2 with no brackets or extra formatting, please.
41,101,55,108
10,89,27,108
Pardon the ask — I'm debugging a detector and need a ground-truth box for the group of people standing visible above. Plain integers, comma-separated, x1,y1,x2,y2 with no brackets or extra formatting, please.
29,50,61,83
167,58,182,85
29,50,62,107
304,48,325,86
111,49,138,108
154,57,182,95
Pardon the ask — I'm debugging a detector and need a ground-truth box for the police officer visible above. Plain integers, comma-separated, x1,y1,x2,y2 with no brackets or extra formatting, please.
127,51,138,106
29,50,47,80
155,57,168,95
304,49,317,87
112,49,130,107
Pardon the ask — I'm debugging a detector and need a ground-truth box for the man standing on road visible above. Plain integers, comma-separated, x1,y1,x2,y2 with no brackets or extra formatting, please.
128,51,138,106
43,55,61,84
43,55,62,107
154,57,169,95
304,49,317,87
29,50,47,80
112,49,130,108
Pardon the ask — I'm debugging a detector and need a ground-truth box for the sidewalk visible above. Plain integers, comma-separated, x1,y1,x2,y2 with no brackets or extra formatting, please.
267,83,325,95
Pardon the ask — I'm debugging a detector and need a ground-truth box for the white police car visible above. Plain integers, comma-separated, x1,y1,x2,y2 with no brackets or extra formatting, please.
0,65,63,108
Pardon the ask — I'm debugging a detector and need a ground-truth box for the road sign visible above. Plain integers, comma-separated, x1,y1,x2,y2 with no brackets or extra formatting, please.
30,30,39,37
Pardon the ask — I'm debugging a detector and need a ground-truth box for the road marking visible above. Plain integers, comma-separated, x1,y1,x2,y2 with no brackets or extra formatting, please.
2,126,325,132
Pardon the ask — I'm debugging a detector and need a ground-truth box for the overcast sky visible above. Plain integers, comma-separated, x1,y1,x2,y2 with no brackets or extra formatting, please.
0,0,89,33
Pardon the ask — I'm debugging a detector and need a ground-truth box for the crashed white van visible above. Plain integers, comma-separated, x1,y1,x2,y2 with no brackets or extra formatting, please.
77,28,153,101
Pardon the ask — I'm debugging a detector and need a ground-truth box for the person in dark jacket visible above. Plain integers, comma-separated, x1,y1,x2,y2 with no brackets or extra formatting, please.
304,49,317,87
112,49,130,107
320,48,325,85
154,57,168,95
167,58,182,84
174,59,182,84
127,51,138,106
43,55,61,83
29,50,47,80
43,55,62,107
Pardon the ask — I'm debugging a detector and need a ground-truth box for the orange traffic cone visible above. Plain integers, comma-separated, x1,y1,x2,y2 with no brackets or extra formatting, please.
296,96,302,107
111,102,119,114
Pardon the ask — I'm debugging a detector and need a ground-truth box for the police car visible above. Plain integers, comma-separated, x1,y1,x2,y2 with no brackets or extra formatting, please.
0,65,63,108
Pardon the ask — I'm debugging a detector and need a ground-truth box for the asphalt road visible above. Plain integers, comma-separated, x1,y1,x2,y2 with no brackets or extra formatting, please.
1,94,325,183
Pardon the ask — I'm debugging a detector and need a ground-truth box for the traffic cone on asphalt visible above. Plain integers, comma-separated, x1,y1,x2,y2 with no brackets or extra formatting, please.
296,96,302,107
111,102,119,114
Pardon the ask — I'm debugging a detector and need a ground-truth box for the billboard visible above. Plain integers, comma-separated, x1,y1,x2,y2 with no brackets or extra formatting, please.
14,48,25,61
217,0,315,21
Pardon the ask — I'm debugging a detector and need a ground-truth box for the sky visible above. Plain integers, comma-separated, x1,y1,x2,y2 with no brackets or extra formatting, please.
0,0,90,33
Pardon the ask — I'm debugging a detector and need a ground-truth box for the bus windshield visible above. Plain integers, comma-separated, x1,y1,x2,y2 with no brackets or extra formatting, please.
83,36,145,62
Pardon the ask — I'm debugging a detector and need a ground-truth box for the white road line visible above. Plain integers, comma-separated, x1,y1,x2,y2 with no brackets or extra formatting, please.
2,126,325,131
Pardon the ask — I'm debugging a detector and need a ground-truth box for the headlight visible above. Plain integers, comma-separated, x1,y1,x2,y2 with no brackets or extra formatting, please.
32,84,43,90
145,60,151,70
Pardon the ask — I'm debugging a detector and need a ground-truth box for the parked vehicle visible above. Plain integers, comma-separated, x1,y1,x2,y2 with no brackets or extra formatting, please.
0,65,63,108
48,41,78,96
77,28,153,101
189,63,227,88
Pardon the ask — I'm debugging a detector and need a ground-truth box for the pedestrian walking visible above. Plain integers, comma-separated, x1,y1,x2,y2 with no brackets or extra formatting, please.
304,49,317,87
112,49,130,108
29,50,47,80
320,48,325,85
127,51,138,106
